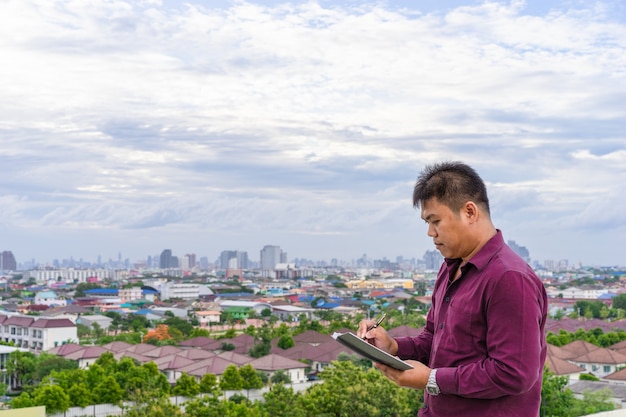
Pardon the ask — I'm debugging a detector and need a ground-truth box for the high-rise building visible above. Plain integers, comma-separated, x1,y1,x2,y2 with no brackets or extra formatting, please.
260,245,284,270
159,249,178,269
507,240,531,263
184,253,197,269
219,250,249,270
423,250,443,270
1,251,17,271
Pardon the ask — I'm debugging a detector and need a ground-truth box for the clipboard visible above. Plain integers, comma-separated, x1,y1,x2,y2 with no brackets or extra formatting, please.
331,331,414,371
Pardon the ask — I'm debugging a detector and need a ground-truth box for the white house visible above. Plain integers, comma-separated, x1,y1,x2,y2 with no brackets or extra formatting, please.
0,314,77,351
33,290,67,307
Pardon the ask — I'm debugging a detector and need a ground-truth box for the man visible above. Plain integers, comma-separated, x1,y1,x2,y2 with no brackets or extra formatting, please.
358,161,547,416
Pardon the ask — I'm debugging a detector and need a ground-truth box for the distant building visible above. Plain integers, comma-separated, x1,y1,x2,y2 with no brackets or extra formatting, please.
160,282,200,301
182,253,196,270
0,251,17,271
260,245,286,270
160,249,178,269
423,250,443,270
118,287,143,302
220,250,249,269
23,268,120,283
33,291,67,308
508,240,530,263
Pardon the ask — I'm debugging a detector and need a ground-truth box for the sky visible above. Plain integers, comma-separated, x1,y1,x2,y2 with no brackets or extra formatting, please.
1,0,625,267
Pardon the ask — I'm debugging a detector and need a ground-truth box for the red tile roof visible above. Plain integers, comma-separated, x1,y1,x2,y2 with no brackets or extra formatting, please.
247,353,308,371
30,318,76,328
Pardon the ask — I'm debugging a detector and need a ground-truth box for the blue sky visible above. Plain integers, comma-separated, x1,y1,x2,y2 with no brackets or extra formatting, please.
1,0,625,267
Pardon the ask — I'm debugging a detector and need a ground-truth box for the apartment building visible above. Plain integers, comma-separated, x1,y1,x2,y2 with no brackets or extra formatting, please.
0,314,77,351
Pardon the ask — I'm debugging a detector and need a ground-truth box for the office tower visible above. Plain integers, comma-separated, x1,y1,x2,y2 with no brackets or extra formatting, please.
198,256,209,270
423,250,443,270
160,249,178,269
507,240,531,263
184,253,197,269
260,245,283,270
219,250,249,270
1,251,17,271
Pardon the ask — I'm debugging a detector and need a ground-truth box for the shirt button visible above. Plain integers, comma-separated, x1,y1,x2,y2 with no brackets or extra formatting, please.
439,323,444,329
445,297,450,302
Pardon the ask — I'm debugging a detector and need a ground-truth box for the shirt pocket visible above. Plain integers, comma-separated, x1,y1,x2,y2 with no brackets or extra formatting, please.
436,296,486,363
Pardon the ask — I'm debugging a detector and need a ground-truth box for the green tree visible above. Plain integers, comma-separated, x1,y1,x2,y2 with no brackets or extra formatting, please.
93,375,124,404
122,361,170,400
240,364,263,396
44,368,87,393
612,293,626,310
301,360,419,417
92,322,105,339
68,383,93,407
579,373,600,381
94,351,117,372
249,325,272,358
277,335,295,350
128,314,151,332
185,395,264,417
540,367,576,416
33,353,78,383
33,384,71,413
570,388,615,415
86,363,106,390
244,325,257,337
6,350,37,388
270,369,291,385
9,392,33,409
262,384,305,417
219,364,244,391
199,373,219,394
164,316,194,338
189,327,211,338
124,396,185,417
105,311,123,335
172,372,201,397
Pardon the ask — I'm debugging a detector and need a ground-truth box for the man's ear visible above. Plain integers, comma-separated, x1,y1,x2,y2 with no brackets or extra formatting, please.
464,201,479,222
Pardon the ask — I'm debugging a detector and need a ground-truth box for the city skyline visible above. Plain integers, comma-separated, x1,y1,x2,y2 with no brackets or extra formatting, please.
1,0,626,266
4,239,590,272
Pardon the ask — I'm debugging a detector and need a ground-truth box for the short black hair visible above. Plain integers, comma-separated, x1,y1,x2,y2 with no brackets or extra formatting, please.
412,161,490,215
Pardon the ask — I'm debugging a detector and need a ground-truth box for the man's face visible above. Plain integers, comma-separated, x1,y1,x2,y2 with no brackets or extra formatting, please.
420,198,469,260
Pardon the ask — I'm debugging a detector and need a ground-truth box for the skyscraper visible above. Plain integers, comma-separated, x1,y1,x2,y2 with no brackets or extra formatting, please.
184,253,197,269
160,249,178,269
0,251,17,271
219,250,249,270
507,240,531,263
423,250,443,270
260,245,284,270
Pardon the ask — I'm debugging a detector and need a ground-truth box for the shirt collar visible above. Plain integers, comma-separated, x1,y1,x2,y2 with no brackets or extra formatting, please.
443,229,505,271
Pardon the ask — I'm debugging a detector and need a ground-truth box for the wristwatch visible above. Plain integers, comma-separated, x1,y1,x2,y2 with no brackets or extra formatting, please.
426,368,440,396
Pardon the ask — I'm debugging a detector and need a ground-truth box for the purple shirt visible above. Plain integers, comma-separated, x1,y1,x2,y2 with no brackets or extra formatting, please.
396,231,547,417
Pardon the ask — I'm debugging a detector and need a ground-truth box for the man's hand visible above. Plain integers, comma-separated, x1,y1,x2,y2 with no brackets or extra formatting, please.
374,360,431,390
356,319,398,355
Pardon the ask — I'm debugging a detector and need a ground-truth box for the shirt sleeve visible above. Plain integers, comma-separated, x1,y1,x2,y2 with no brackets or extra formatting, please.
436,270,546,399
395,317,434,364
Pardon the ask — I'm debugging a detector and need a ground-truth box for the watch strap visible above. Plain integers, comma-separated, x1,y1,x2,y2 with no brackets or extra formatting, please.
426,368,440,395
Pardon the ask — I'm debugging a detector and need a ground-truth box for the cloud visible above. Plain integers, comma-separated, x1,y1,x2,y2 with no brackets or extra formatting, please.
0,0,625,265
